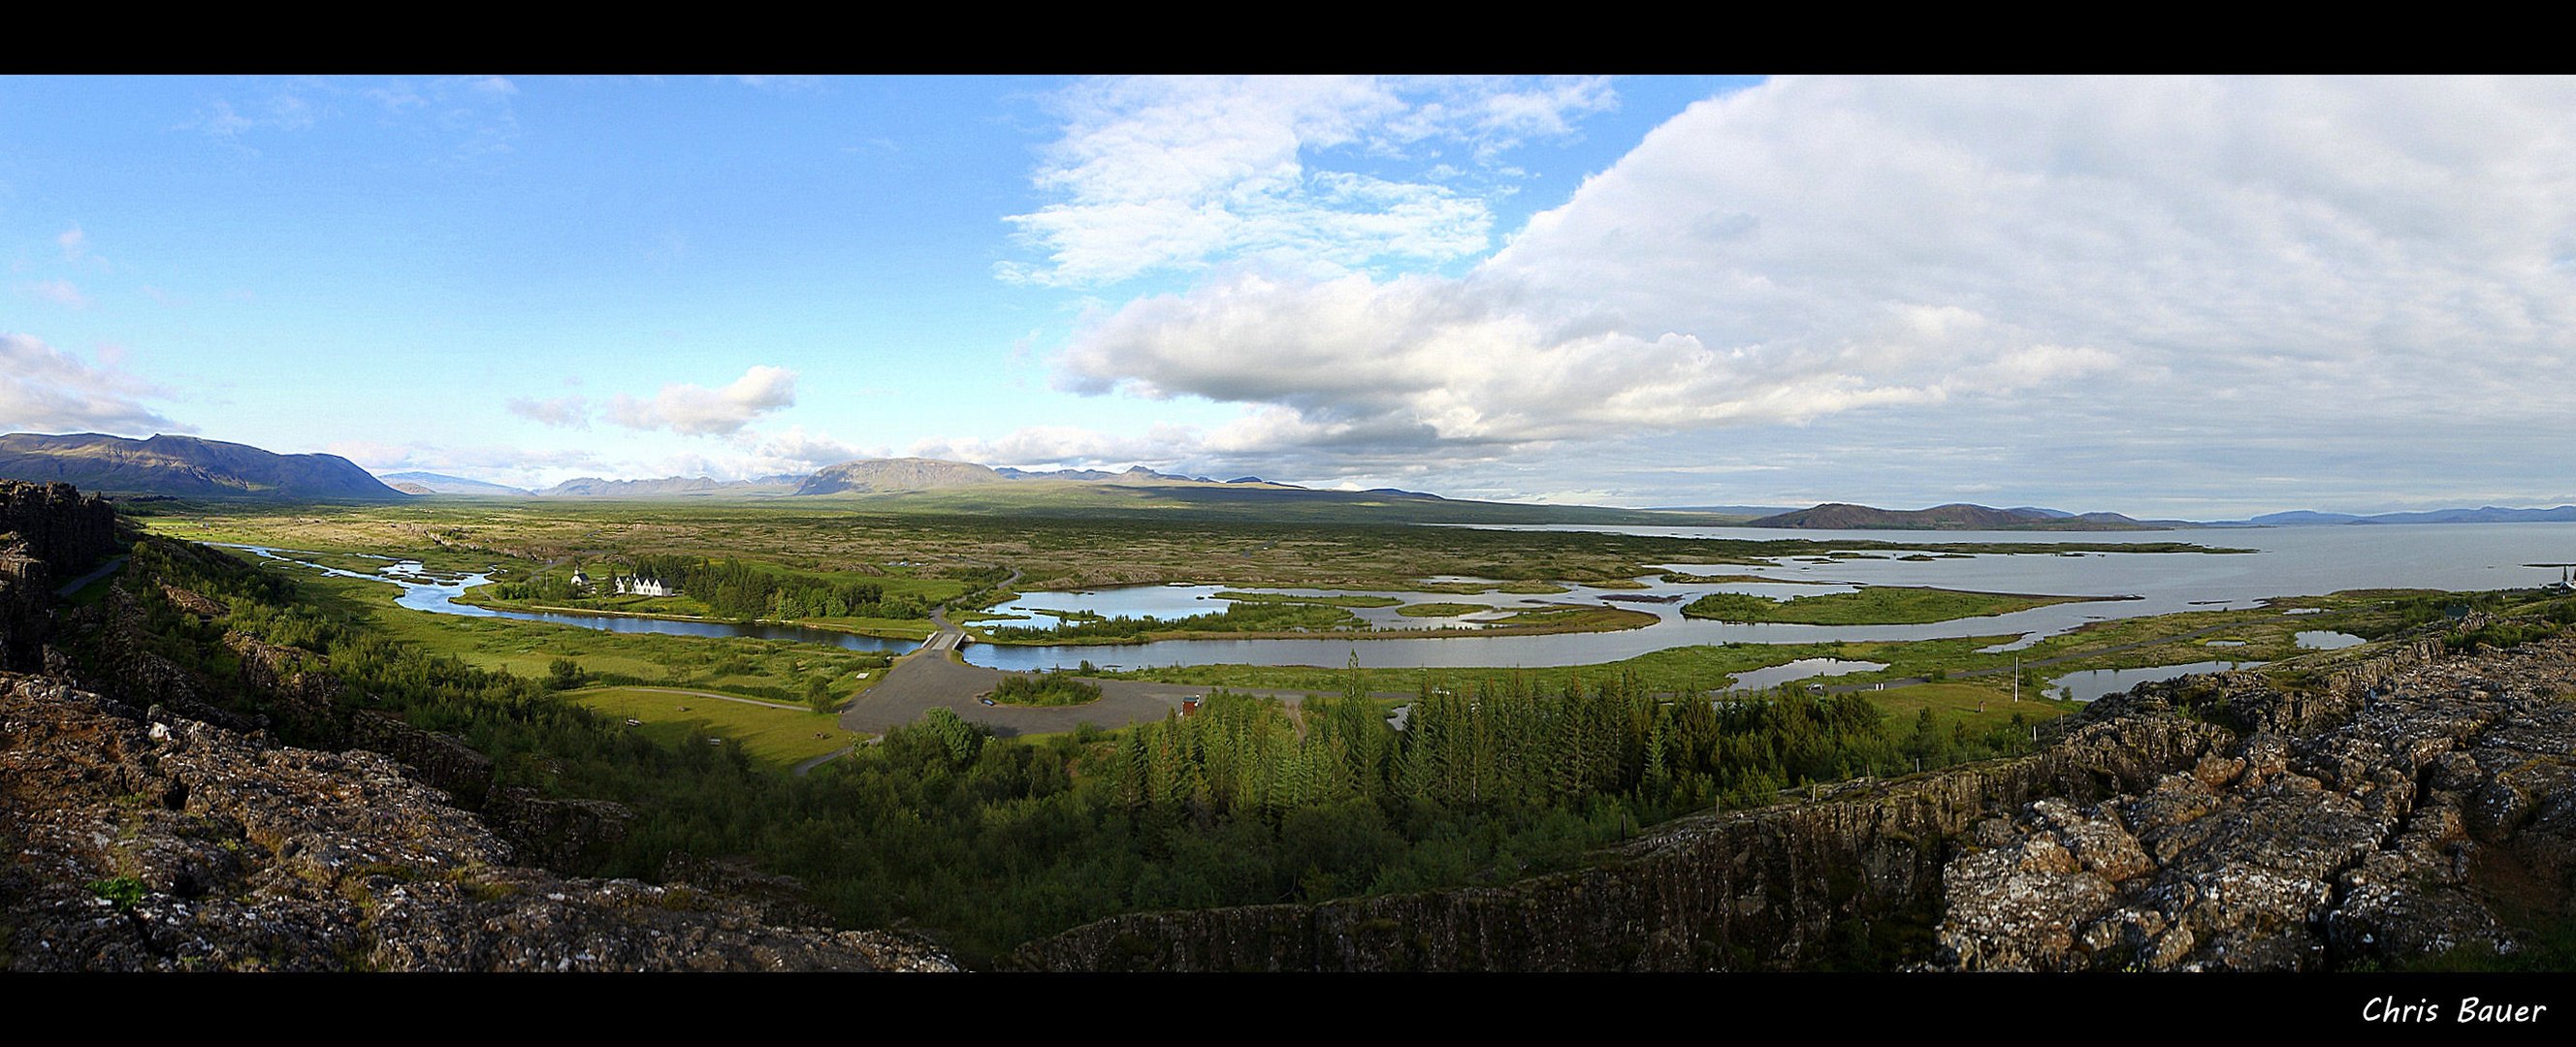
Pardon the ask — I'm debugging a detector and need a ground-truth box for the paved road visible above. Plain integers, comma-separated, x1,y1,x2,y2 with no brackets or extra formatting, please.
840,644,1340,737
53,555,128,598
792,746,854,777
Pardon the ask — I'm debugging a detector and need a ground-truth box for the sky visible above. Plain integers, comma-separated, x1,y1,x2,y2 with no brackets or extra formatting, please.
4,75,2573,519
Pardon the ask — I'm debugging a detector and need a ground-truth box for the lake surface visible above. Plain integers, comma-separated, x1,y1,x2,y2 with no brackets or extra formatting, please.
2046,659,2266,703
225,521,2576,673
964,523,2576,670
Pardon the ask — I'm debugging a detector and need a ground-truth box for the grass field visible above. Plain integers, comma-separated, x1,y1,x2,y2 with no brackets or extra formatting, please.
1682,586,2107,624
565,685,854,769
263,564,893,702
1215,591,1403,608
1396,602,1489,617
135,499,2247,599
148,500,2385,757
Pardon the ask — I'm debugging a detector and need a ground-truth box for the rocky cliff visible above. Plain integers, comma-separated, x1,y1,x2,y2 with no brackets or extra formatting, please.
1014,634,2574,971
0,480,123,672
0,486,952,971
1928,637,2575,970
0,674,951,971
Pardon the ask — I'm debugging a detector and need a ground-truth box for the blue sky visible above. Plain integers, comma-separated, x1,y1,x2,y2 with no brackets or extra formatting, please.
6,76,2573,517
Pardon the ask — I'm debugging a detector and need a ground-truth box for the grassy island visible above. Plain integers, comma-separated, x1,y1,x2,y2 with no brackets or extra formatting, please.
1681,586,2105,625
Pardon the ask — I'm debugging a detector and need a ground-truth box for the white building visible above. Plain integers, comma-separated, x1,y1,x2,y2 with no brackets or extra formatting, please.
616,575,677,597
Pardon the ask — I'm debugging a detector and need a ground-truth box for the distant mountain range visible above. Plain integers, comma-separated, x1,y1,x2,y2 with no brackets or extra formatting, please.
2234,506,2576,526
799,458,1013,495
11,430,2575,530
1741,502,2174,530
0,433,403,500
379,471,533,497
536,474,806,498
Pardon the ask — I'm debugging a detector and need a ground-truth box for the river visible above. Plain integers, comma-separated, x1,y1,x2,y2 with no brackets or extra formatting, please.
223,521,2576,674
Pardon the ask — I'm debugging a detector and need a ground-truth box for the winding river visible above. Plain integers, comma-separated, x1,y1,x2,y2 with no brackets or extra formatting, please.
223,520,2576,675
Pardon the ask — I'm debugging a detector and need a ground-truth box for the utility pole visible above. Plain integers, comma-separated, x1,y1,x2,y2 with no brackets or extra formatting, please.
2012,654,2020,703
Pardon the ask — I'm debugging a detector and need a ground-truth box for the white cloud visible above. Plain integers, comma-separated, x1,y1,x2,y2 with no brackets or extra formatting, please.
326,439,610,490
753,426,883,468
0,333,183,434
999,76,1614,287
187,92,317,140
56,225,98,267
731,75,823,93
24,279,89,309
605,365,798,436
505,395,591,428
1048,77,2576,511
908,423,1204,469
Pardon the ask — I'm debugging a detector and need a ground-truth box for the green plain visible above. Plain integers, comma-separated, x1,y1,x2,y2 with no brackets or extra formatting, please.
565,685,854,769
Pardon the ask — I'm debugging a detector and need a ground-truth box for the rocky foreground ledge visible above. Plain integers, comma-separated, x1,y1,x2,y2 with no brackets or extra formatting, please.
1929,635,2576,970
1015,634,2575,971
0,674,954,971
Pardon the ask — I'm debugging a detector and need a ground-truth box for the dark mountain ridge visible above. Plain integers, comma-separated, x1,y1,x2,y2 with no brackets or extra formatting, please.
0,432,404,500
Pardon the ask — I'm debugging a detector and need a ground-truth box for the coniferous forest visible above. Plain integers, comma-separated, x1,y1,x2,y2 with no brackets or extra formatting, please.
98,535,2038,967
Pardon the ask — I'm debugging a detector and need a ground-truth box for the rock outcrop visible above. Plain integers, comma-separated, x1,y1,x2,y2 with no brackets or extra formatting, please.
0,480,123,668
1017,634,2574,971
0,673,953,971
1928,637,2575,970
0,484,950,971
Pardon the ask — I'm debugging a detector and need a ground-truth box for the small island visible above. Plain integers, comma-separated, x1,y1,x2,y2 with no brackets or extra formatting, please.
1681,586,2110,625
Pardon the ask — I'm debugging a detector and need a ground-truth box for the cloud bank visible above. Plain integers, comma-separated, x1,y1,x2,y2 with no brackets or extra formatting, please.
0,333,184,434
604,365,798,436
998,76,1614,287
1041,77,2576,509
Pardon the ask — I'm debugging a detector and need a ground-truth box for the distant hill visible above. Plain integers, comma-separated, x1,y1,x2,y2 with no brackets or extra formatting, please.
2240,506,2576,526
994,466,1121,482
540,474,804,497
786,476,1695,524
1747,502,2169,531
0,432,406,500
1647,504,1800,518
796,458,1010,495
378,471,533,497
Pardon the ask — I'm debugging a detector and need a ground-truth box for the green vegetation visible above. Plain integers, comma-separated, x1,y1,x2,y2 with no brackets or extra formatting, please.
97,499,2474,971
985,599,1365,642
568,686,855,769
1682,586,2102,625
96,531,2073,968
2351,587,2576,653
1214,591,1402,608
988,673,1104,707
235,561,894,705
87,875,145,911
135,499,2245,600
1396,602,1488,618
1480,605,1653,630
483,555,937,624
